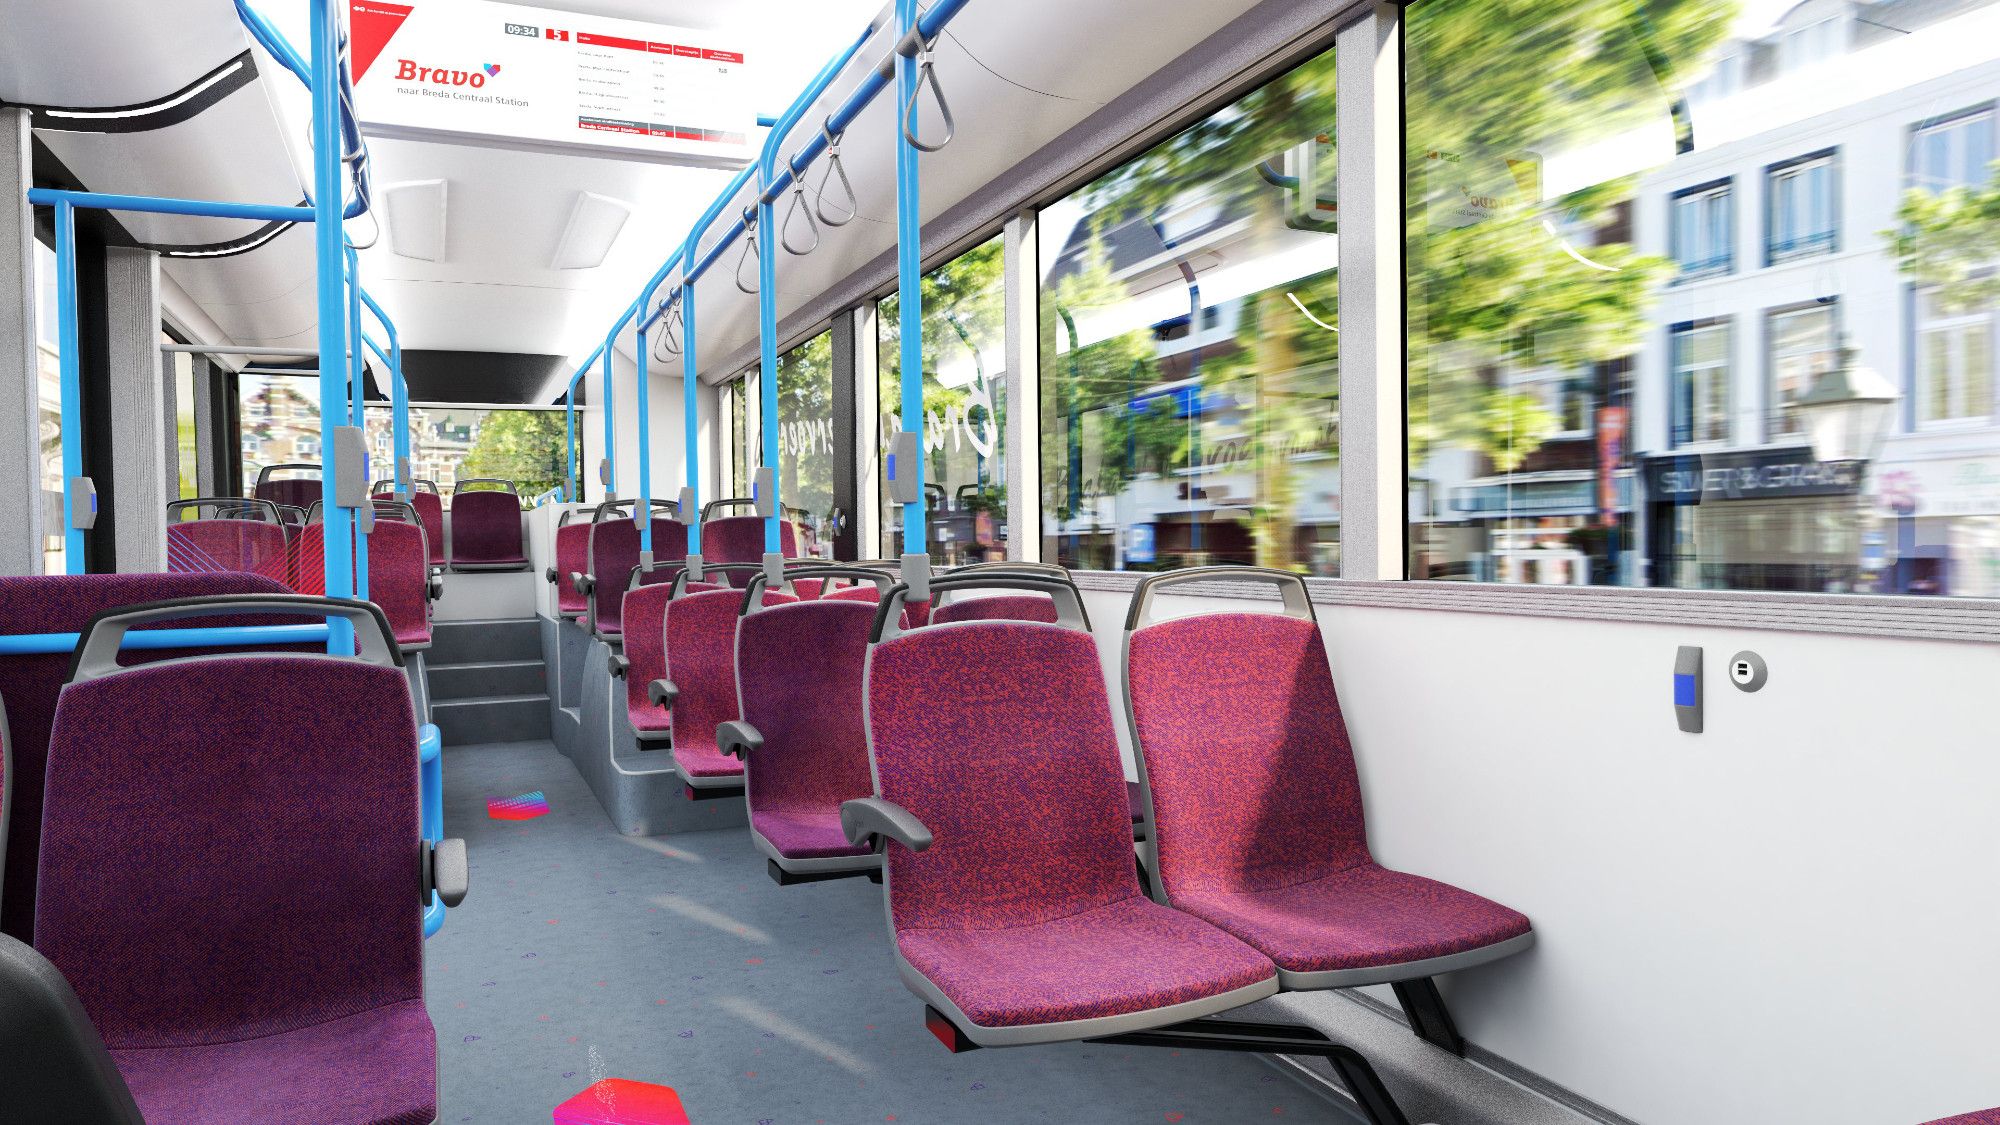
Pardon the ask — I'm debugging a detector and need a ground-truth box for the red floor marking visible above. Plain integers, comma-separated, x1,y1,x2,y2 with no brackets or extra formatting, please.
552,1079,691,1125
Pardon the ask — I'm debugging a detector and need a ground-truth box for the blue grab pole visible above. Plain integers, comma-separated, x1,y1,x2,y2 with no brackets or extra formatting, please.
895,0,928,561
309,0,354,655
565,378,578,502
53,199,84,573
419,723,445,936
601,345,615,498
682,279,701,559
636,309,654,556
26,188,314,224
345,247,370,601
359,287,408,497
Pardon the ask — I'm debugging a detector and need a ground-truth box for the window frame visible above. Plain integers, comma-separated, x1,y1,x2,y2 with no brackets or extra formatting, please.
1670,178,1735,282
1763,149,1840,267
1670,318,1733,449
1912,286,1997,429
1907,103,1997,195
1762,299,1840,444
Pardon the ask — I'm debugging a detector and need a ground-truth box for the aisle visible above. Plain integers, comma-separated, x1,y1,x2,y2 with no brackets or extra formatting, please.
424,740,1352,1124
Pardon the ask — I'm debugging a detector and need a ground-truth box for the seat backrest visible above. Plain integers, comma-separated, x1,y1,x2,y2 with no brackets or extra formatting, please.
587,518,686,637
165,520,292,587
699,516,798,585
253,477,319,513
34,602,422,1048
448,490,525,564
866,605,1134,932
364,521,431,649
620,582,673,734
0,573,294,941
1124,589,1368,899
664,587,793,755
386,490,446,565
929,593,1059,626
738,598,877,818
553,522,591,615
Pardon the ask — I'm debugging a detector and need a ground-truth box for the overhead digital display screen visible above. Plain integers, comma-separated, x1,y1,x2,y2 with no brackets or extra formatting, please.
350,0,753,167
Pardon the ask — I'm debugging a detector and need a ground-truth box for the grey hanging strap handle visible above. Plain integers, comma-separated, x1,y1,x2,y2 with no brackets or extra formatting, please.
1124,566,1317,632
780,174,820,256
734,209,760,294
873,574,1089,644
68,594,403,684
901,37,955,153
815,122,859,227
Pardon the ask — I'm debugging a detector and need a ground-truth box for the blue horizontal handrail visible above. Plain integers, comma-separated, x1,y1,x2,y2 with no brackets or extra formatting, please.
0,624,334,657
26,187,313,224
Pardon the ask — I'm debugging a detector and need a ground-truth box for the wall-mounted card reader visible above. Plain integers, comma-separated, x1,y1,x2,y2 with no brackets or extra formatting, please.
677,487,696,525
598,458,613,487
1674,645,1702,733
887,431,921,504
68,476,97,530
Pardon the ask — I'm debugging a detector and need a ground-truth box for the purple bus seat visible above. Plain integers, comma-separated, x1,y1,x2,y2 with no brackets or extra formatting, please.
0,931,147,1123
1123,568,1532,1054
929,593,1060,626
34,595,464,1125
289,517,436,652
581,505,687,644
0,572,297,942
372,481,447,568
722,567,895,884
846,572,1281,1044
662,575,796,794
1925,1112,2000,1124
546,511,592,619
615,582,674,744
699,514,799,586
448,480,527,571
164,498,293,587
252,463,320,518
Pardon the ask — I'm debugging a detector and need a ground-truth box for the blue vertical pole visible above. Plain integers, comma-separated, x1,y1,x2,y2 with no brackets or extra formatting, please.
636,313,654,559
895,0,928,571
758,185,780,560
309,0,354,654
601,346,616,499
54,200,84,574
388,317,408,498
345,247,369,600
683,278,701,565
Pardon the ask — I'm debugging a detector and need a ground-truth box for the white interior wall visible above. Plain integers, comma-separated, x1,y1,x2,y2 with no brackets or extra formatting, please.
587,346,698,511
1077,586,1998,1125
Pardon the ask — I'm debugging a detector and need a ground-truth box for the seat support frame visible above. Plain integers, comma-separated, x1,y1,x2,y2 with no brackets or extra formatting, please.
923,1006,1411,1125
765,859,882,887
1390,976,1466,1056
683,783,745,802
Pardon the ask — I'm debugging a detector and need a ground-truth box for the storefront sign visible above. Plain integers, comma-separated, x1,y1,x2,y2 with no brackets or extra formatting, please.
1872,456,2000,518
1645,448,1862,503
1596,405,1628,527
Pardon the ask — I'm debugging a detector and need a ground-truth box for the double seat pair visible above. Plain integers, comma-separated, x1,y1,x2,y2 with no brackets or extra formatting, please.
721,567,1534,1122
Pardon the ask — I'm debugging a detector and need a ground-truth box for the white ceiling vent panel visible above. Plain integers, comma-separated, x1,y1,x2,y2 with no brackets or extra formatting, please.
384,179,450,262
551,191,635,270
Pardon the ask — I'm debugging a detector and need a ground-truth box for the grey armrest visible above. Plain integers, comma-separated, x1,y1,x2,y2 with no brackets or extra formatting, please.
716,720,762,759
428,574,444,600
840,797,933,853
544,566,558,584
424,838,470,908
608,654,629,679
571,572,594,595
648,679,676,707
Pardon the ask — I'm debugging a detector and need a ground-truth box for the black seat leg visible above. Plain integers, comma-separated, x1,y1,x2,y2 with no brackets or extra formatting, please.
1390,977,1466,1056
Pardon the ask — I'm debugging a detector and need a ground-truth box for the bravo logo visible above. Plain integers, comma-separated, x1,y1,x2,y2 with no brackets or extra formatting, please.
392,59,496,87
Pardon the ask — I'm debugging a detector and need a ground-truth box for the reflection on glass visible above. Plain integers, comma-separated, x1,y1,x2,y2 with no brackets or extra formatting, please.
776,332,838,557
1037,44,1339,574
878,236,1007,565
239,375,569,499
33,241,63,573
1407,0,2000,596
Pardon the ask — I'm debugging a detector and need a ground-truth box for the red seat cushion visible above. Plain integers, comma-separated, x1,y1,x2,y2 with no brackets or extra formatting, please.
750,809,868,860
737,600,878,859
1925,1113,2000,1124
1173,864,1530,975
111,999,437,1125
553,522,591,616
897,897,1273,1029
